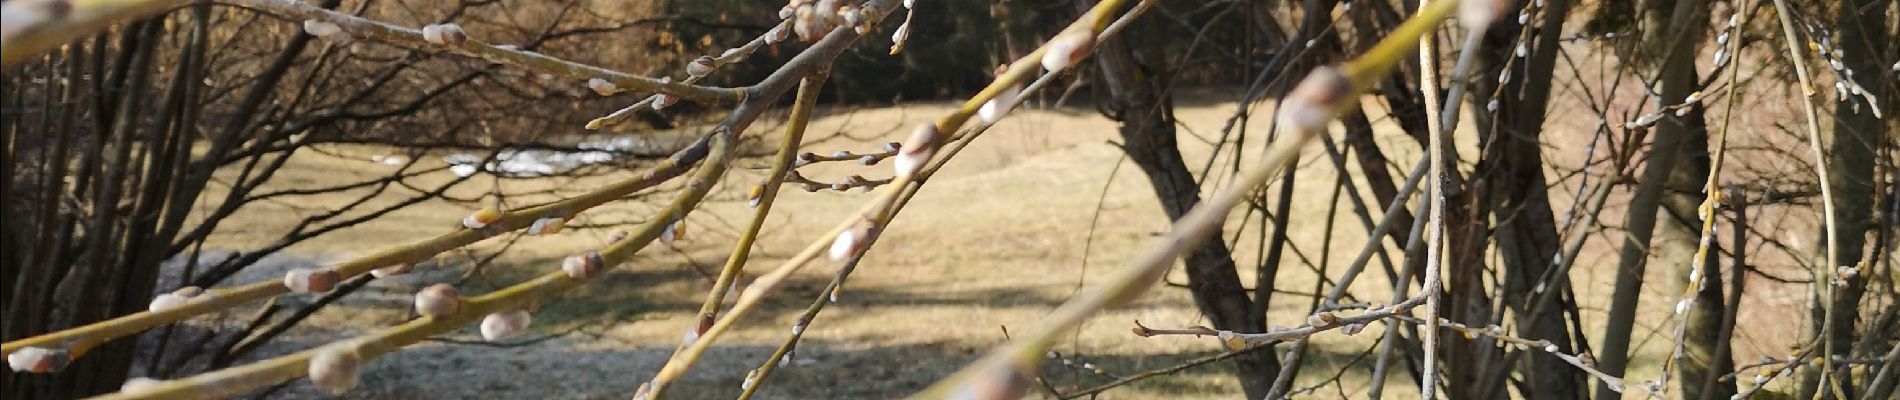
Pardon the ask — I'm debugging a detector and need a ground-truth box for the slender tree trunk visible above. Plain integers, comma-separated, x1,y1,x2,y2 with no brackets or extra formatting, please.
1653,103,1736,400
1465,2,1587,399
1094,19,1279,400
1594,2,1709,399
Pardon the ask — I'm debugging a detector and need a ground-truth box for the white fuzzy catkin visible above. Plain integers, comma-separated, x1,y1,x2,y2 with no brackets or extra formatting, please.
121,377,163,393
371,263,415,278
420,23,467,46
284,268,340,293
829,228,864,261
1040,32,1092,72
302,20,343,38
687,56,716,77
563,252,603,279
1276,67,1350,133
413,284,463,317
148,293,189,312
1459,0,1508,31
528,217,565,235
978,85,1023,124
480,310,533,340
462,207,502,229
308,347,361,393
7,347,67,373
892,123,938,178
587,78,618,96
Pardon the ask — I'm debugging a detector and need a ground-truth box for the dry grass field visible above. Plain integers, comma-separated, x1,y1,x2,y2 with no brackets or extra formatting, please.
160,90,1816,399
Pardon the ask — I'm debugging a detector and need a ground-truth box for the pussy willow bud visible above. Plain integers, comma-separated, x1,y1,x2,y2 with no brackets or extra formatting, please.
893,123,939,179
856,155,878,166
1307,312,1339,328
371,262,416,278
742,369,760,390
7,347,68,373
979,83,1023,124
284,268,341,293
1342,323,1367,335
881,142,901,153
838,5,860,27
1217,331,1247,352
480,309,533,340
420,23,467,46
148,286,202,312
302,19,342,38
778,5,795,19
650,94,676,110
793,3,833,42
563,251,605,279
308,346,361,393
1277,66,1351,133
121,377,163,393
527,217,566,236
802,183,824,192
747,185,767,208
687,56,716,77
463,206,503,229
1458,0,1510,31
660,221,685,245
414,284,464,318
828,225,873,261
1040,31,1094,72
681,326,701,347
890,20,912,53
587,78,619,96
949,365,1031,400
766,24,791,43
632,382,652,400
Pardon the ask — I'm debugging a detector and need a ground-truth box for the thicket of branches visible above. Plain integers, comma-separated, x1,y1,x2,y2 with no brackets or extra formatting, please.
1,0,1895,399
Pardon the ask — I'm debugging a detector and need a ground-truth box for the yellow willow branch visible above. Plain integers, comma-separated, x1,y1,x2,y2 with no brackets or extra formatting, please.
2,138,711,362
677,74,826,357
222,0,742,104
633,1,1128,397
1768,1,1844,398
2,0,184,66
739,31,1097,395
87,134,736,400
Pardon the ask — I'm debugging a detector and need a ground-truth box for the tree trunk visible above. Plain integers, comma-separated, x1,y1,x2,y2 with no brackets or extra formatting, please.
1594,2,1709,400
1094,19,1280,400
1467,1,1587,399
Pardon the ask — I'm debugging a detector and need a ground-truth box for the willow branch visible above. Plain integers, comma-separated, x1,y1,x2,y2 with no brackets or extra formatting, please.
2,137,709,362
223,0,743,104
1768,1,1845,397
907,1,1461,397
89,133,737,400
636,1,1129,397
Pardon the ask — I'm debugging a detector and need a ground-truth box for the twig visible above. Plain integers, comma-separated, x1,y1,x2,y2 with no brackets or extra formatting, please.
224,0,741,104
1767,1,1844,398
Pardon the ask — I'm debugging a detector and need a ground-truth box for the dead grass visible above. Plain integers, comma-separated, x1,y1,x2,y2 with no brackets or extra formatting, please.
172,87,1818,399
